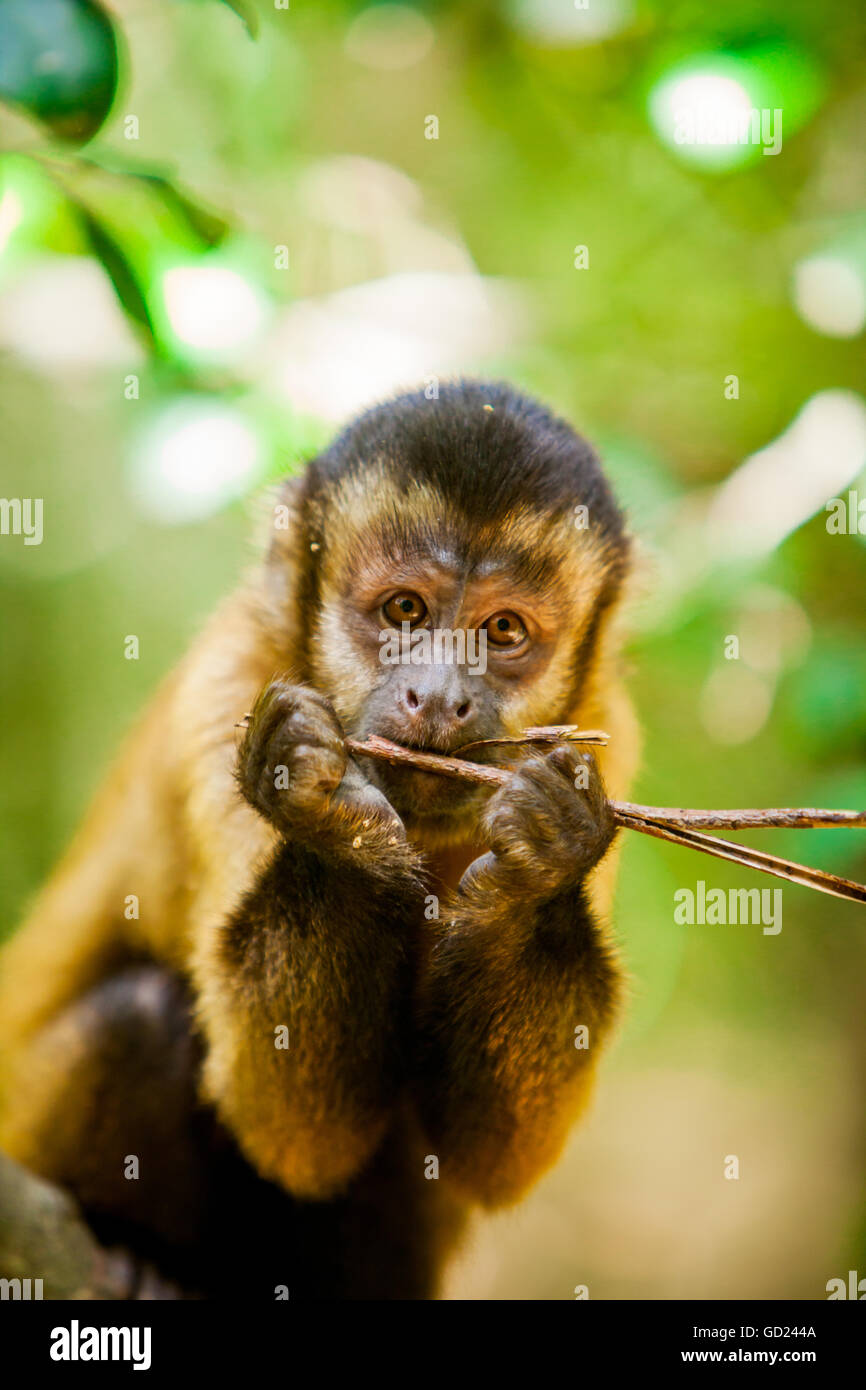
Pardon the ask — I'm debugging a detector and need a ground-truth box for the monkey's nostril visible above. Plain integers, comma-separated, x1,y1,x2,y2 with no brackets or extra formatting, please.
406,689,419,710
456,701,471,720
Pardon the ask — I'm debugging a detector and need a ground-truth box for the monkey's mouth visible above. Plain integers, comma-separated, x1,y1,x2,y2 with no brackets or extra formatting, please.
357,733,486,819
380,769,482,821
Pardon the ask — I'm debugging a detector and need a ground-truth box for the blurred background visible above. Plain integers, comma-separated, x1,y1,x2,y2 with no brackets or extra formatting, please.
1,0,865,1300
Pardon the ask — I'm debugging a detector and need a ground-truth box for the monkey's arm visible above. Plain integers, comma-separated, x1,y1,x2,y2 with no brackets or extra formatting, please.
413,749,622,1208
196,680,422,1200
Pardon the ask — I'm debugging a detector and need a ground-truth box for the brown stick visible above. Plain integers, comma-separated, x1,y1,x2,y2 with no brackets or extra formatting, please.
455,725,610,753
613,804,866,830
346,737,866,827
235,719,865,902
615,812,866,904
344,735,866,906
345,734,511,787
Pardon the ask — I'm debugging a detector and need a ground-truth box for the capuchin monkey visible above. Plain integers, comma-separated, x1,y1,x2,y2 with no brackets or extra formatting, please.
0,380,639,1300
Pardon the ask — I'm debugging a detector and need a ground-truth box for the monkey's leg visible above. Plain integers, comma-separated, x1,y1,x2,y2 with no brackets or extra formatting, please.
0,964,212,1273
413,748,623,1208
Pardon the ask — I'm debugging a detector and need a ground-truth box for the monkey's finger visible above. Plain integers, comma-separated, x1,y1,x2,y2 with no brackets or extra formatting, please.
282,741,347,805
547,744,598,784
249,682,346,766
481,777,563,862
503,753,615,863
331,762,407,836
458,851,497,893
548,747,611,818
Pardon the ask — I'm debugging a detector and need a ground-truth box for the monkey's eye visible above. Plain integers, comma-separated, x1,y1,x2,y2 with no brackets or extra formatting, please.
383,592,428,627
483,611,527,647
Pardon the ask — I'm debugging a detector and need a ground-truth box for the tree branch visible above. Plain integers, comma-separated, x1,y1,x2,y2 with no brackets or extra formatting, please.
0,1152,183,1299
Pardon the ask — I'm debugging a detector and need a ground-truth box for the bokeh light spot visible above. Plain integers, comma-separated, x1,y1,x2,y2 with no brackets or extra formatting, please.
161,264,269,360
650,62,766,169
344,5,434,71
509,0,632,46
131,399,264,524
0,188,24,255
793,255,866,338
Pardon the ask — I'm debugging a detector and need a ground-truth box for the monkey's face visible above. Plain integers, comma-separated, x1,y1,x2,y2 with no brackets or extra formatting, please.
330,553,555,824
306,481,619,841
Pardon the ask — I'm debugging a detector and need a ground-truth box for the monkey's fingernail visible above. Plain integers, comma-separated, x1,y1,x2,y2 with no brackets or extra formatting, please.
310,542,320,551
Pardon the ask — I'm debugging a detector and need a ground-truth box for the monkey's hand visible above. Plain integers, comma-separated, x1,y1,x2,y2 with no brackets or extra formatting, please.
237,679,412,874
461,747,616,900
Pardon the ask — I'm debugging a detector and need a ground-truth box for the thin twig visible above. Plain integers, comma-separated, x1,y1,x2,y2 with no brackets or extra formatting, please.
346,736,866,826
236,716,608,751
455,725,610,753
235,717,866,903
343,734,866,906
345,734,510,787
615,812,866,905
613,804,866,830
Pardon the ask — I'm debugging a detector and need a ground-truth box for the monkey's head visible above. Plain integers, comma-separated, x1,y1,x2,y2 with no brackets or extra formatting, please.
274,380,630,842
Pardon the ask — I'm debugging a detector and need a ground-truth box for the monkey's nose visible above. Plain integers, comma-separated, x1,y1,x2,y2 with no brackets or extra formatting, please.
404,687,473,723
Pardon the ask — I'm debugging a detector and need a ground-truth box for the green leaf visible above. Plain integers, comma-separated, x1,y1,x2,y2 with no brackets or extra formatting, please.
73,153,230,247
51,156,225,261
0,0,118,144
77,208,157,349
127,173,228,248
216,0,259,39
